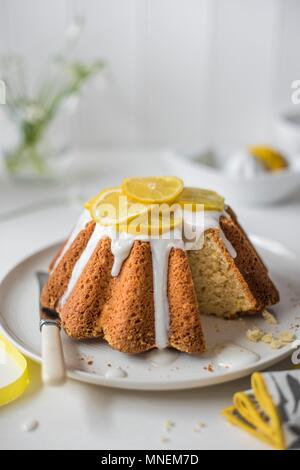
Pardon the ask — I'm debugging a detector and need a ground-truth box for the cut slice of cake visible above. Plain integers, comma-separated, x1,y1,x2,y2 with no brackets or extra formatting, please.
188,207,279,318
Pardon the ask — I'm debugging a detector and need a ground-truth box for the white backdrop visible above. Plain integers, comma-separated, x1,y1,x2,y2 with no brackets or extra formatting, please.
0,0,299,149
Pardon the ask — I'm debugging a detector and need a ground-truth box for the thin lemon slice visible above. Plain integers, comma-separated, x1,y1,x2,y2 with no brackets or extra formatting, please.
87,187,149,226
176,187,225,211
249,146,288,172
121,176,184,204
119,208,182,236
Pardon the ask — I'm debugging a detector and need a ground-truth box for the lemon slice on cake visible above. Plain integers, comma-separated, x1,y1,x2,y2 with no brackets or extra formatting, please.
86,187,149,226
121,176,184,204
176,187,225,211
86,178,224,231
122,209,182,236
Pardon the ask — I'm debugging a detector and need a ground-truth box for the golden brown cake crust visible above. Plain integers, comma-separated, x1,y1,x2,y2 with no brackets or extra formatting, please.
220,207,280,311
168,248,206,353
41,221,96,310
49,241,67,272
59,237,114,340
59,239,156,353
99,241,156,353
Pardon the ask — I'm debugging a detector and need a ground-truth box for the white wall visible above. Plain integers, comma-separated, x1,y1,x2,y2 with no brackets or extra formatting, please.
0,0,299,148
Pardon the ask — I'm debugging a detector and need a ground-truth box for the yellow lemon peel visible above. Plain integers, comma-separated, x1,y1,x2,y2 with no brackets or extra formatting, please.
249,146,288,172
176,187,224,212
121,176,184,204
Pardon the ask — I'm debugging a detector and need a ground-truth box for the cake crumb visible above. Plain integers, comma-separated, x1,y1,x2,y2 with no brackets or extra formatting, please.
21,419,39,432
261,333,273,344
160,436,169,444
278,331,295,343
196,421,207,428
164,419,174,431
262,310,278,325
247,328,264,342
270,339,284,350
247,326,295,350
193,421,207,432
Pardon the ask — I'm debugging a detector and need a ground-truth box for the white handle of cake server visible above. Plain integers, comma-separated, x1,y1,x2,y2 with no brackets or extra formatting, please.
41,323,66,386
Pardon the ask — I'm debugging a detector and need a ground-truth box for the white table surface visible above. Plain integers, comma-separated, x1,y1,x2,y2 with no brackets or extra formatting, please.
1,147,300,450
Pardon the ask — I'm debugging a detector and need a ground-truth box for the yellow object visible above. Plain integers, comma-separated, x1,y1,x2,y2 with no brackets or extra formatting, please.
0,335,29,407
85,178,226,234
249,146,288,172
222,372,285,450
122,208,182,236
87,187,150,227
176,187,225,212
121,176,184,204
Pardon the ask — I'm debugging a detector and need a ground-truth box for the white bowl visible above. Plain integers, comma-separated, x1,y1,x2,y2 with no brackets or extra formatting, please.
275,110,300,155
164,149,300,206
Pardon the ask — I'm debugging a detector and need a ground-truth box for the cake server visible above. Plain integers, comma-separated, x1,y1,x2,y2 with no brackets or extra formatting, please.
36,271,66,386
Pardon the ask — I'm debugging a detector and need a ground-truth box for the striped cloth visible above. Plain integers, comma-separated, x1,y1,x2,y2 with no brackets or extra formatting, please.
223,369,300,450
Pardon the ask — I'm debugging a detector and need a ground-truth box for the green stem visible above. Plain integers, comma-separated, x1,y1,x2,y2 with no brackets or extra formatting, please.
5,135,47,176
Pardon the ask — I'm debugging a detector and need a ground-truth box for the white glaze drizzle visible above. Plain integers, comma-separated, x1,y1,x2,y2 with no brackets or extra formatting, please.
182,209,237,258
57,208,237,348
219,230,237,258
110,235,135,277
104,367,127,378
151,239,175,348
203,342,260,369
146,349,180,367
59,223,113,307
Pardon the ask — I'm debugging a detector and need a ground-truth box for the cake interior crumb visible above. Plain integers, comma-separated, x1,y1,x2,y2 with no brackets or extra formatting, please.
164,419,175,431
247,328,264,343
247,327,295,350
193,421,207,432
262,309,278,325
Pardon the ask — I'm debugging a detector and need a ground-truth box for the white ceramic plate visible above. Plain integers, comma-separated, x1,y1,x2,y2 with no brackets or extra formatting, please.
0,237,299,391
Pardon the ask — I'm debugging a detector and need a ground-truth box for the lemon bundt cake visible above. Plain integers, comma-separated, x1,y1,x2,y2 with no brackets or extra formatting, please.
41,177,279,354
